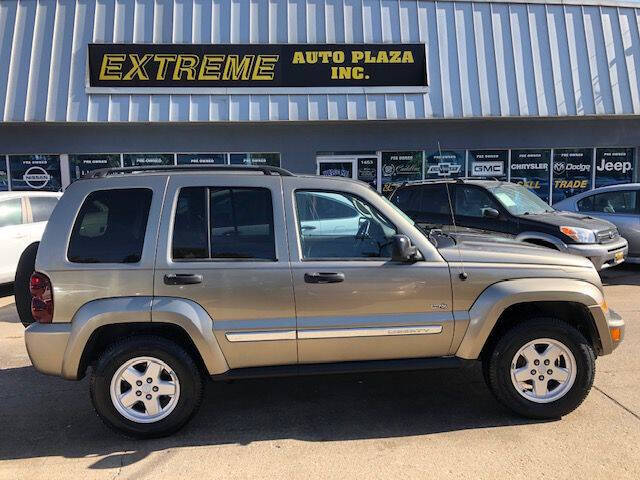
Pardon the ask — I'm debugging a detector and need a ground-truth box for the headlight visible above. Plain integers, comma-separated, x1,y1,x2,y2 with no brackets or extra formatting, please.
560,226,596,243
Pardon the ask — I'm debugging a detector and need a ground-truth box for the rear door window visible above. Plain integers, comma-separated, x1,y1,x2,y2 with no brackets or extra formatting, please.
68,189,152,263
0,198,23,227
172,187,276,261
578,191,638,214
29,197,59,222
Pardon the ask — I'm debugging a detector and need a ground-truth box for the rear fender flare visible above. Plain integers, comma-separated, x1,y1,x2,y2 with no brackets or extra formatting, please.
62,296,228,379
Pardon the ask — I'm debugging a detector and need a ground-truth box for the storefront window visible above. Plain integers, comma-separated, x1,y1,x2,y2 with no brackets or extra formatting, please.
510,149,551,203
0,157,7,191
551,149,593,204
381,151,423,197
8,155,62,191
177,153,226,165
595,148,634,188
468,150,508,180
69,154,121,182
424,150,465,179
122,153,175,167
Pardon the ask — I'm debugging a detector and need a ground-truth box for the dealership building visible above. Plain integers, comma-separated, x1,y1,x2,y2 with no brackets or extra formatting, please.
1,0,640,203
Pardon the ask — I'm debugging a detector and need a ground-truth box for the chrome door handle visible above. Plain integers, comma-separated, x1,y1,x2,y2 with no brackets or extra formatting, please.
304,272,345,284
164,273,203,285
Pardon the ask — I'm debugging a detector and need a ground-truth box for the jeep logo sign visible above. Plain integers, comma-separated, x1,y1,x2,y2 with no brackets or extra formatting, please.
596,159,632,174
472,161,504,176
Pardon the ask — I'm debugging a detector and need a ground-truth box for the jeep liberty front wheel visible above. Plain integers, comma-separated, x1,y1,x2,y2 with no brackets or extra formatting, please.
484,318,595,419
90,336,203,438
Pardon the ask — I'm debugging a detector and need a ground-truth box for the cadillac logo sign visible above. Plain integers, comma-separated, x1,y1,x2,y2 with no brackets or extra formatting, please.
23,166,51,189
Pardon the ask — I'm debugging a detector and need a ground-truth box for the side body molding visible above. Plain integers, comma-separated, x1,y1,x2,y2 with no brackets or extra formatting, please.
455,278,605,360
61,296,229,379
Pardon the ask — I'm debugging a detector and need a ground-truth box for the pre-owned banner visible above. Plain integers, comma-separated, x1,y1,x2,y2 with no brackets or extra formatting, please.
595,148,634,188
177,153,226,165
87,43,427,89
552,149,592,204
381,151,423,196
425,150,465,179
123,153,175,167
70,154,121,181
468,150,508,179
8,155,62,191
510,149,551,202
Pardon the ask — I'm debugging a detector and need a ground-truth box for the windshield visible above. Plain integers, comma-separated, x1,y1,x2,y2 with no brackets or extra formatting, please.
489,183,554,215
379,194,416,225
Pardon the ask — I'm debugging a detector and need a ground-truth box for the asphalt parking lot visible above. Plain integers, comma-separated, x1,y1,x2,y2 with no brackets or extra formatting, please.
0,267,639,480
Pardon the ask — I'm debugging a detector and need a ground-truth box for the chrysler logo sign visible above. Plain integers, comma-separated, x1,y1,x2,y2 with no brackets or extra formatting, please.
23,166,51,189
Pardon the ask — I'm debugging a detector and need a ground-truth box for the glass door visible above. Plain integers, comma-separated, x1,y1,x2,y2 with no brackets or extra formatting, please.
317,155,381,191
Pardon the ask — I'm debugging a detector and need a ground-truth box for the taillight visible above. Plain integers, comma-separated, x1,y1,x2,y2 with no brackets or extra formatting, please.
30,272,53,323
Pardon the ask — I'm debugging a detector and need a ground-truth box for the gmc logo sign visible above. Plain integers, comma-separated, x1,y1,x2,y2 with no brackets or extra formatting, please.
472,161,504,176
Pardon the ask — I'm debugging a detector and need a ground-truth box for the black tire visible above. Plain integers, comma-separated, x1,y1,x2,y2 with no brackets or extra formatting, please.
484,317,595,419
15,242,39,328
90,335,203,438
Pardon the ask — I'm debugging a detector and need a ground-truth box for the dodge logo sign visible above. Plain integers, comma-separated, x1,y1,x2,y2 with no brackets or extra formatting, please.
23,166,51,189
553,162,566,174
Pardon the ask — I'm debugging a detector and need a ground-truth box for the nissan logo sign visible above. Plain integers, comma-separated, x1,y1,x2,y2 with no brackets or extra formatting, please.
22,166,51,189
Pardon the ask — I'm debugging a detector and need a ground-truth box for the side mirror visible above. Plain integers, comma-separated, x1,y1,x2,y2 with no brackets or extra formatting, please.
482,207,500,218
391,235,418,262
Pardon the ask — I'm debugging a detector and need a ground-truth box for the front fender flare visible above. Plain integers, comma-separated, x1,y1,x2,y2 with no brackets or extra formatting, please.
515,232,567,251
455,278,605,360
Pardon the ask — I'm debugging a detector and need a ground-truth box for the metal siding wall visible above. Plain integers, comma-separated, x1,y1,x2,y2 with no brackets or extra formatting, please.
2,0,640,123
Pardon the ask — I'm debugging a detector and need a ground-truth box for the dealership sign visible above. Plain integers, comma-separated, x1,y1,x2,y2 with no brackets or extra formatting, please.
8,155,62,192
87,43,427,92
595,148,634,188
468,150,508,179
552,149,592,203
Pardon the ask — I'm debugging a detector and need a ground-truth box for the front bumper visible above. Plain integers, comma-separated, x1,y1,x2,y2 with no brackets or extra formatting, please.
24,322,72,377
588,305,625,355
565,238,628,271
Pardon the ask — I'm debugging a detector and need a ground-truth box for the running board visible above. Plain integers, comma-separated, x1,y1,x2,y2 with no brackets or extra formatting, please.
211,356,467,381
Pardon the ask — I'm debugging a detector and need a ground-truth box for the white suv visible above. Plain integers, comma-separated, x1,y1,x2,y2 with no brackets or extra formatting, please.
0,192,61,284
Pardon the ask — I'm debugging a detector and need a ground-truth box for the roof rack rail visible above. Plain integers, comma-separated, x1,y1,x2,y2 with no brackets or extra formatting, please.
83,164,294,179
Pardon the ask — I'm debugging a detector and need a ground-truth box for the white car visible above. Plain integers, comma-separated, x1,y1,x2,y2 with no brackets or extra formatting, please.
0,192,61,284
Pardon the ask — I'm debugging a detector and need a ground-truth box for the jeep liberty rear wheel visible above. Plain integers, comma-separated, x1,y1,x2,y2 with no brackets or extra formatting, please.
90,336,203,438
484,318,595,419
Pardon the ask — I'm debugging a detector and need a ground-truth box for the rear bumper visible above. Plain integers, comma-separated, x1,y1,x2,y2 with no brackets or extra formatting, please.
24,322,72,378
565,238,628,271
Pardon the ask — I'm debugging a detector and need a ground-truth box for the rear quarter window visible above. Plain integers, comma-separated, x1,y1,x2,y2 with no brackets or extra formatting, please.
67,188,152,263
